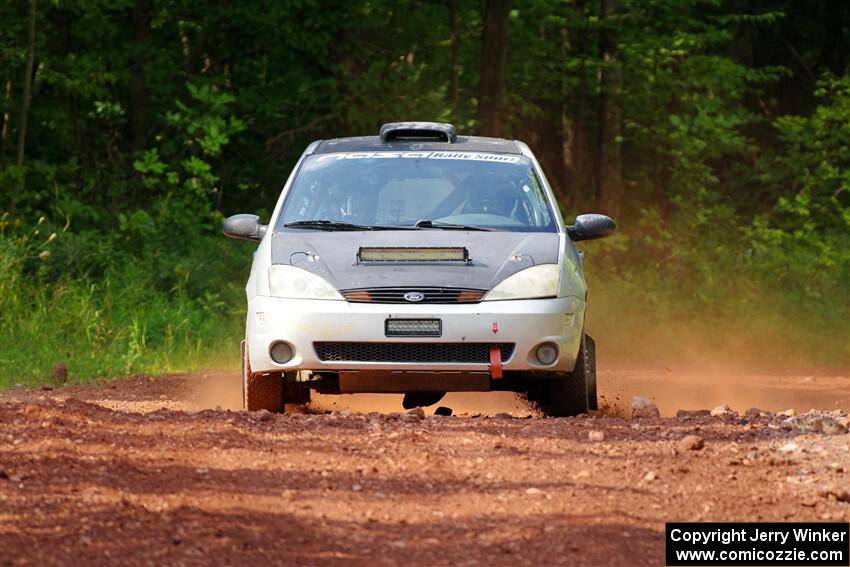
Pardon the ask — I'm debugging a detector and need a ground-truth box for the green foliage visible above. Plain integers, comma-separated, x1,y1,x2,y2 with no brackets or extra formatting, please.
748,75,850,310
586,74,850,367
134,80,246,219
0,213,249,386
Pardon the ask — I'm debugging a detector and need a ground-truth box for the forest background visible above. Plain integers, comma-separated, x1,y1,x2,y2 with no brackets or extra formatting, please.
1,0,847,386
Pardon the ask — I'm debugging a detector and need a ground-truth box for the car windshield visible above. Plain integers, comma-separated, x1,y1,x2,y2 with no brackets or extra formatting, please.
276,151,557,232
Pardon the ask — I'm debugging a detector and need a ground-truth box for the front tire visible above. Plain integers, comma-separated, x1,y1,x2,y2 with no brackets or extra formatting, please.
527,334,597,417
242,340,283,412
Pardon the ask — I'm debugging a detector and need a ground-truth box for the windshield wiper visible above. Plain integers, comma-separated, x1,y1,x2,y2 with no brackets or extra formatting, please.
413,219,494,231
284,220,373,231
284,220,419,231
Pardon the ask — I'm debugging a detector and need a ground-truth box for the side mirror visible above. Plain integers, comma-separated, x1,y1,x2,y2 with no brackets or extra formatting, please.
567,214,616,241
223,214,267,241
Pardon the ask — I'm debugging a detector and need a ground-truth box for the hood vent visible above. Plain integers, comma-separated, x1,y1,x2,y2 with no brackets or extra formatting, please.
379,122,457,143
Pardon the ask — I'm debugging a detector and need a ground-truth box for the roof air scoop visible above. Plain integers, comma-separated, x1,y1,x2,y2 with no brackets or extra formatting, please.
379,122,457,143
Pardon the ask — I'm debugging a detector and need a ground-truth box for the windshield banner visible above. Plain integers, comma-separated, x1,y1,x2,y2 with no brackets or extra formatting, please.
315,151,522,163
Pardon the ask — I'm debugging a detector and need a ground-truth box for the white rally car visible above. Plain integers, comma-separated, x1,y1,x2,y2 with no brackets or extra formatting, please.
224,122,615,416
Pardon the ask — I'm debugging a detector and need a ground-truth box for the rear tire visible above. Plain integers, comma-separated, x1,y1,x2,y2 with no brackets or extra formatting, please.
242,340,284,412
527,334,597,417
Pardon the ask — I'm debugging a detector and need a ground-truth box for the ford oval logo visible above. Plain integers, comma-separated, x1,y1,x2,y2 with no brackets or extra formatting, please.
403,291,425,302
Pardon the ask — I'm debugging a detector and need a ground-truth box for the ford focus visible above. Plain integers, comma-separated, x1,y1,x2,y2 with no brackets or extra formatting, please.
223,122,615,416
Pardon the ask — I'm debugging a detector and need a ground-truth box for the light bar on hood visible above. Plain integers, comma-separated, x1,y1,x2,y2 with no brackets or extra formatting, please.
385,318,442,337
357,247,469,262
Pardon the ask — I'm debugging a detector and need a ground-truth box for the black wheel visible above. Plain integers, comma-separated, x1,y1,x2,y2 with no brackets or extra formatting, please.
528,334,597,417
585,335,598,411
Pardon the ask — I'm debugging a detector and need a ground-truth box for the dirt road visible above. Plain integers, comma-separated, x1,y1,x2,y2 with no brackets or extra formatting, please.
1,370,848,566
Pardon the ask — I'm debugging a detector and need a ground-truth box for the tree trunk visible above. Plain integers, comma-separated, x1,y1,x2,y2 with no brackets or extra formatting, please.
448,0,460,109
127,0,152,158
16,0,37,166
558,23,571,210
562,0,594,212
477,0,512,137
530,110,567,204
51,2,83,170
0,79,11,171
596,0,622,218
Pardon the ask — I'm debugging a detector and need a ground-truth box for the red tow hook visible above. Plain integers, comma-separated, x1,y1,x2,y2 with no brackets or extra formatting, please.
489,345,503,379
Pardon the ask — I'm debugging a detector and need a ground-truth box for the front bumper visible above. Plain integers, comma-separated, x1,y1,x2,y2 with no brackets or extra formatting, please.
246,295,585,374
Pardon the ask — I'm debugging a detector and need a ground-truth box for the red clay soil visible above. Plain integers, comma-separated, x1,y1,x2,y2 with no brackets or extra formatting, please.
0,372,848,566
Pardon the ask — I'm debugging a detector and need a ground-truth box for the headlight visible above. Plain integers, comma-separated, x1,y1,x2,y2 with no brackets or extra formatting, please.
268,265,343,300
483,264,560,301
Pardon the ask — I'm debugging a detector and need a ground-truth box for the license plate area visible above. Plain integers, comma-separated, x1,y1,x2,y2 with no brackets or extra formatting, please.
385,318,442,337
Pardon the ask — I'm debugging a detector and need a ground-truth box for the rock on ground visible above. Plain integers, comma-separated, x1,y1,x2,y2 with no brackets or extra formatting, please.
679,435,705,451
711,404,737,417
588,430,605,442
406,407,425,419
676,409,710,418
632,397,660,419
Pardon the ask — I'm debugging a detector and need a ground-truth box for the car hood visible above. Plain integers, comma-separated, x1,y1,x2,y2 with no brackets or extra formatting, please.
270,230,560,290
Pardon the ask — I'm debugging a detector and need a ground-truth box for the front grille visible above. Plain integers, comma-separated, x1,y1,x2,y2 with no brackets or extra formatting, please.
314,342,515,363
340,287,486,304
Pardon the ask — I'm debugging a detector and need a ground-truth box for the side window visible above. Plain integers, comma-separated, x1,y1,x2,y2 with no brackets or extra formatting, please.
521,171,553,227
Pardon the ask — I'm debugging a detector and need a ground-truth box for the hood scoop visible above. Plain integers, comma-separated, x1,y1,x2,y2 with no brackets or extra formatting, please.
357,246,470,264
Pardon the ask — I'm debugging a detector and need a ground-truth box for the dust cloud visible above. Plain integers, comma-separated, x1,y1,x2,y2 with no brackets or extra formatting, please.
587,314,849,416
183,369,243,411
182,365,848,417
